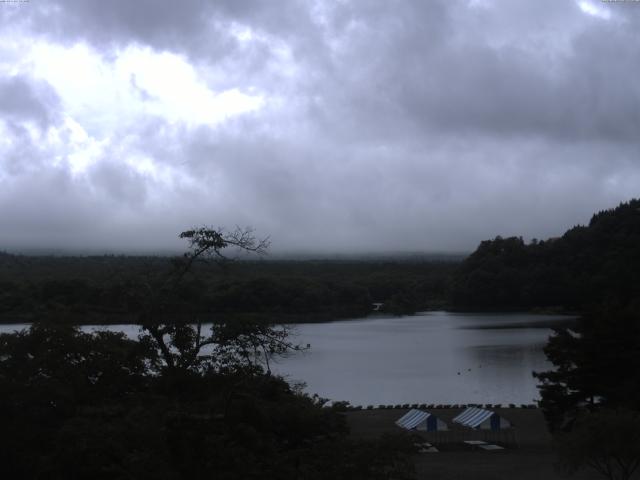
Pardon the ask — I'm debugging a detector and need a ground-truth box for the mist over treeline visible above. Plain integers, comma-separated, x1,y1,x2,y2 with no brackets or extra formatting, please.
2,199,640,324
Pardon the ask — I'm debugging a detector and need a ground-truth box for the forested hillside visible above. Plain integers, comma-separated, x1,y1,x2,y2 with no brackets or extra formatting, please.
451,199,640,310
0,255,457,324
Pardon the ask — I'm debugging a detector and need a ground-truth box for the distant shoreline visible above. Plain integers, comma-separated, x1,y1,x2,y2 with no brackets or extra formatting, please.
0,308,580,327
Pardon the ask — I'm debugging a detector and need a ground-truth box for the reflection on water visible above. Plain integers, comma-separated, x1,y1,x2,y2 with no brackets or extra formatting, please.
0,312,572,405
271,312,572,405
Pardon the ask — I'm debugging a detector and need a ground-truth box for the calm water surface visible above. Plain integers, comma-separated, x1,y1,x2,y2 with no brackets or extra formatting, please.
0,311,573,405
272,311,574,405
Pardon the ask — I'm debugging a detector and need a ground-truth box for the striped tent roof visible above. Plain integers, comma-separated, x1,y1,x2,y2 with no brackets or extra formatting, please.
396,409,430,430
396,409,431,430
452,407,494,428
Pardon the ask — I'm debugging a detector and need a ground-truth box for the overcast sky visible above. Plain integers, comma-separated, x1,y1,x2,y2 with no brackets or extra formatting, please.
0,0,639,254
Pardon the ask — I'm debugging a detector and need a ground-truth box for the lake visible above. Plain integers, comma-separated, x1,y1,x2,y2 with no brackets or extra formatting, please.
271,311,573,406
0,311,573,405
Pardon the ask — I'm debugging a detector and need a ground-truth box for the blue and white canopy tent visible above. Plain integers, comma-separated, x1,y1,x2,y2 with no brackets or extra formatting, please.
452,407,511,431
395,409,448,432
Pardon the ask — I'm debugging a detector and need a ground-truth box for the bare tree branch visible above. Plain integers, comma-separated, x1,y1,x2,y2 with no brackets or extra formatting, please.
137,226,295,374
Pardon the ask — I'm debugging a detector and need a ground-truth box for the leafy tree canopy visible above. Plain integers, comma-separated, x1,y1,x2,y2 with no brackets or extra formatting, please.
534,304,640,431
0,227,416,479
452,199,640,310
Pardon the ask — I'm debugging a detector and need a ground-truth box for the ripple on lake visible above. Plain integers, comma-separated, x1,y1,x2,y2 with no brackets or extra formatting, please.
272,312,573,405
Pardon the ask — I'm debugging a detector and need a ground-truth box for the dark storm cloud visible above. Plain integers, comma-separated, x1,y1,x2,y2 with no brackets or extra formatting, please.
168,116,639,252
300,0,640,143
2,0,217,54
0,0,314,71
0,77,62,177
0,166,102,248
88,160,149,206
6,0,638,141
10,0,637,142
402,23,640,142
1,0,640,253
0,75,60,128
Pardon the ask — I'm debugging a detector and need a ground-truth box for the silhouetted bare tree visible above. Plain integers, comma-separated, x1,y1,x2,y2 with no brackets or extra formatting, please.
138,226,298,373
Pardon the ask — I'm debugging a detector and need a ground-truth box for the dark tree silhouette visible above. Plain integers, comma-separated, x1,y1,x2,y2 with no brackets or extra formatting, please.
0,228,416,479
555,409,640,480
534,306,640,431
136,226,300,373
451,199,640,311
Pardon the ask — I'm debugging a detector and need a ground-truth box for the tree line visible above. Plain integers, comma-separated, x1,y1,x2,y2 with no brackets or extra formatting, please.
0,253,456,323
450,199,640,311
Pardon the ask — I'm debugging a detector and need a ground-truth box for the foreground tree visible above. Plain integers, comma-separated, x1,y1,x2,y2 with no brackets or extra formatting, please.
0,321,415,479
535,304,640,480
0,228,417,479
534,305,640,431
136,226,299,373
555,409,640,480
0,323,157,479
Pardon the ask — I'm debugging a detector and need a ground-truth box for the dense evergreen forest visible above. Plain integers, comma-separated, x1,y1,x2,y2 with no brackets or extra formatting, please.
451,199,640,311
3,199,640,324
0,253,458,324
450,199,640,478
